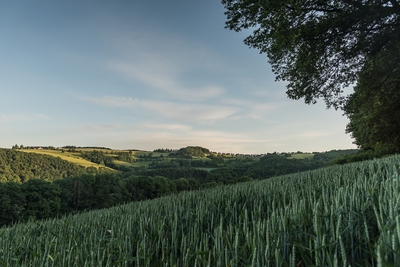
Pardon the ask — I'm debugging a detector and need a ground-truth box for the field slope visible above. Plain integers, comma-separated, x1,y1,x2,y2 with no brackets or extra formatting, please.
21,149,111,169
1,155,399,266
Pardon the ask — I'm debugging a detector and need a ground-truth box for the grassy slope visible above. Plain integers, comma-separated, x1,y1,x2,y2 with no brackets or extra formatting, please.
1,155,399,266
288,153,314,159
20,148,169,169
21,149,111,169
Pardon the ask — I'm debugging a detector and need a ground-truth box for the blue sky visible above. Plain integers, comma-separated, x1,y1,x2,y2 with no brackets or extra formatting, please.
0,0,356,154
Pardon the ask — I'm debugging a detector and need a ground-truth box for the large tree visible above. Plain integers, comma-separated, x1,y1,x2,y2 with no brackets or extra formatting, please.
222,0,400,108
344,42,400,153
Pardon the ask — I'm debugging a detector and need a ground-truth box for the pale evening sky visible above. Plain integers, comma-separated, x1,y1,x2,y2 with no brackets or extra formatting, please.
0,0,356,154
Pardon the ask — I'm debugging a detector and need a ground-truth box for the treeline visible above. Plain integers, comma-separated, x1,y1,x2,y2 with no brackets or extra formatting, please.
168,146,212,158
149,159,219,169
244,153,326,178
153,148,177,153
80,150,114,165
0,149,92,183
131,150,359,184
0,173,200,228
80,150,136,166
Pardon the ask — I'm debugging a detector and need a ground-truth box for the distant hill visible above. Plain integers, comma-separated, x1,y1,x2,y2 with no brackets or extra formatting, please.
0,146,362,228
171,146,212,158
0,148,89,183
2,145,360,184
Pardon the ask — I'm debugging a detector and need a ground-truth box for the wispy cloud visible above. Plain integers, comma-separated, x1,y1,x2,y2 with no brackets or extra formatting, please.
107,61,225,101
83,95,239,122
140,123,192,131
82,95,138,108
108,127,281,153
139,100,238,121
0,113,49,123
104,29,225,101
76,124,124,132
299,131,332,138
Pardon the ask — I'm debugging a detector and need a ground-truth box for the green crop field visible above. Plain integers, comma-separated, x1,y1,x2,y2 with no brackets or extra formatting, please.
1,155,399,266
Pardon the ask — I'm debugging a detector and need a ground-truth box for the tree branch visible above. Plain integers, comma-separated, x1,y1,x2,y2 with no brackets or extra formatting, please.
285,4,341,13
389,0,399,8
341,0,365,9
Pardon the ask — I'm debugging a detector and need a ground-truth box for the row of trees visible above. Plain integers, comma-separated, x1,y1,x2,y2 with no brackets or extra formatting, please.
128,150,356,184
169,146,212,158
149,158,219,169
0,173,200,227
80,150,114,166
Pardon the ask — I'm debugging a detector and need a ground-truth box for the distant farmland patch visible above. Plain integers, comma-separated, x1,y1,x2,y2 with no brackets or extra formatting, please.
21,149,110,169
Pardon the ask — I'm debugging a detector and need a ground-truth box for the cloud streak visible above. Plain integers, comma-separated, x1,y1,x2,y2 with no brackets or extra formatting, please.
76,124,124,132
104,29,226,101
0,113,49,123
107,60,225,101
83,95,240,122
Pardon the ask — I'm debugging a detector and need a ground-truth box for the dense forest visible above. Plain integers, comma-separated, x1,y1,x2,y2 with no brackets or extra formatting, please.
0,146,358,227
0,149,93,183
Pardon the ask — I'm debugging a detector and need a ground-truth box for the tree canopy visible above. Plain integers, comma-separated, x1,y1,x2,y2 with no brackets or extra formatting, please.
222,0,400,108
344,42,400,153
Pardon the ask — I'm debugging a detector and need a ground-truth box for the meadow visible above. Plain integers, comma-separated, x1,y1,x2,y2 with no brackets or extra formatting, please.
1,154,399,266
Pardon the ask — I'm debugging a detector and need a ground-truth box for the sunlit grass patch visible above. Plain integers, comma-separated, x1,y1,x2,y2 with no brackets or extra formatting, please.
21,149,108,169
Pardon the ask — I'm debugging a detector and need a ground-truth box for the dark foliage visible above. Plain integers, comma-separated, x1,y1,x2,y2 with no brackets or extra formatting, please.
0,173,200,227
0,149,87,183
169,146,212,158
222,0,400,108
344,42,400,154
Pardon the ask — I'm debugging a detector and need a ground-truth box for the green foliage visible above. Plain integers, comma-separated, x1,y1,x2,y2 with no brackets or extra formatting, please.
172,146,211,158
246,153,323,178
21,179,61,221
149,158,218,169
125,149,359,184
327,149,394,165
0,172,200,227
0,149,87,183
223,0,400,153
153,148,176,153
115,151,135,163
2,155,400,265
222,0,400,108
0,182,24,226
344,42,400,154
129,165,210,183
80,150,113,166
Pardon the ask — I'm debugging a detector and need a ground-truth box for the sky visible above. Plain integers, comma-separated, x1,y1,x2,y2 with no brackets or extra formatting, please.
0,0,356,154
